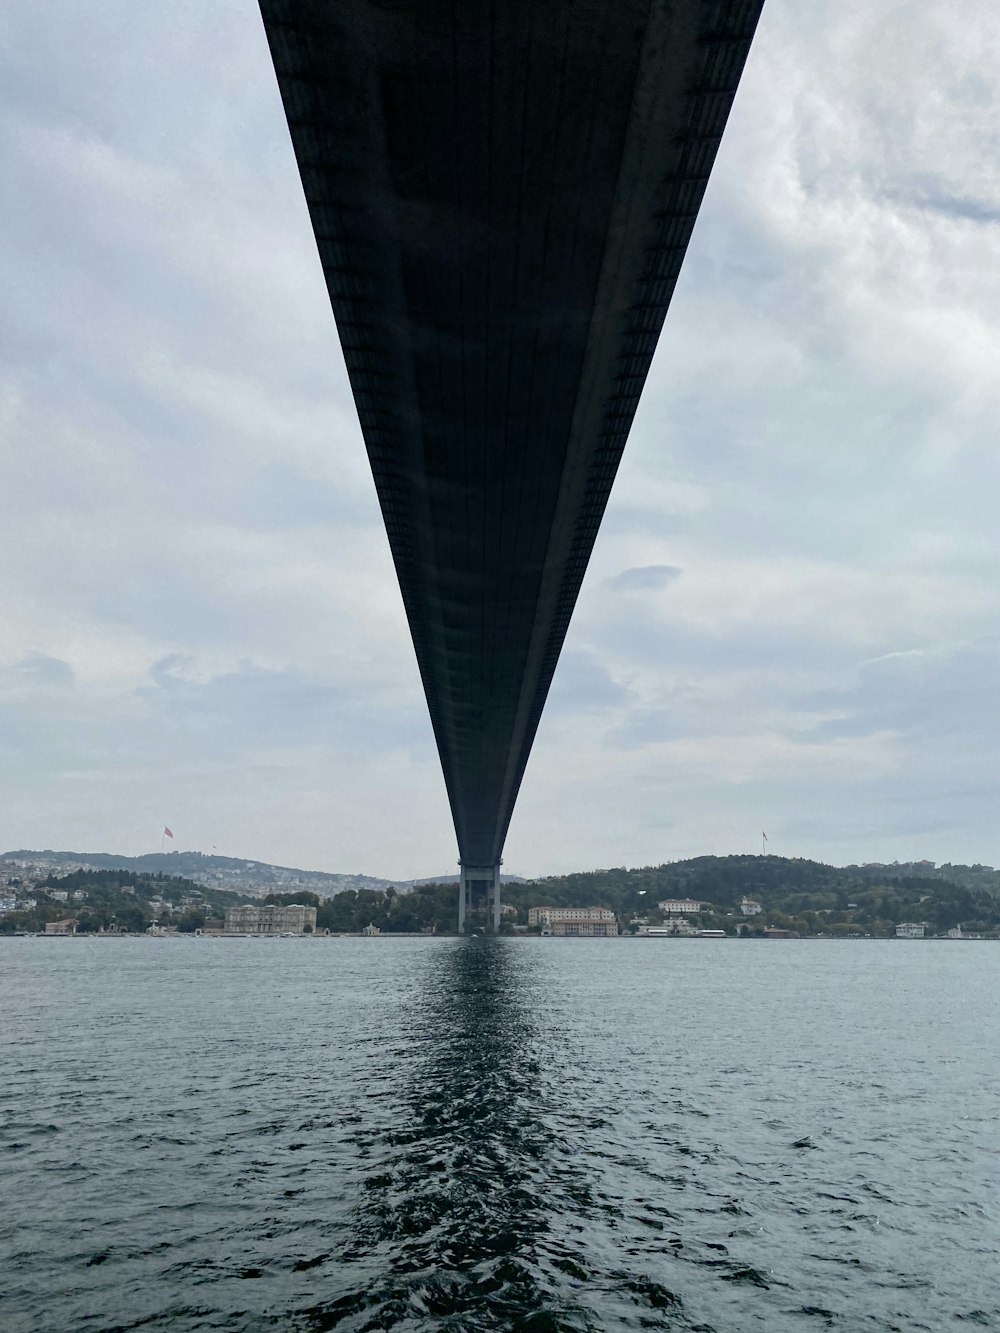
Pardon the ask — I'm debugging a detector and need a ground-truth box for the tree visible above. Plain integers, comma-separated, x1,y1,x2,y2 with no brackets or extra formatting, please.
264,891,321,908
174,910,206,933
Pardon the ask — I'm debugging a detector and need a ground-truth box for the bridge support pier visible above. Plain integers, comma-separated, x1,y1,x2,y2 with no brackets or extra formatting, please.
458,863,501,933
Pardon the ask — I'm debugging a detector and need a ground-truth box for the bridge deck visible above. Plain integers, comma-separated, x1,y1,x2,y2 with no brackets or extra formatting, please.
260,0,762,869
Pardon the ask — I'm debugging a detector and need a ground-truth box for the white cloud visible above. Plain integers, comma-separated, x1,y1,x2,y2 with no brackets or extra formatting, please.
2,0,1000,875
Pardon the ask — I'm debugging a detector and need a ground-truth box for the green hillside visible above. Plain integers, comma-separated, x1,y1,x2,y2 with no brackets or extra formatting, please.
3,855,999,938
508,855,1000,936
0,869,243,935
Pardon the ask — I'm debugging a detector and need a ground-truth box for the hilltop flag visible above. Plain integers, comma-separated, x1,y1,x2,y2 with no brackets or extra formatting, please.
163,826,174,839
762,831,768,842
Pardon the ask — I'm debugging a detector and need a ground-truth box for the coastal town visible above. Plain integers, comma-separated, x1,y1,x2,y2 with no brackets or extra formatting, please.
3,851,999,940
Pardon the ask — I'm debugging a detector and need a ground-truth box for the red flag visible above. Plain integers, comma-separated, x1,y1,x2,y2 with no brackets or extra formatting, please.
163,826,174,838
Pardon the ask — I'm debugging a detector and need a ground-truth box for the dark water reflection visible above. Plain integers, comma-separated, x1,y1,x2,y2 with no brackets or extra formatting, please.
2,936,999,1332
292,937,715,1331
297,937,586,1330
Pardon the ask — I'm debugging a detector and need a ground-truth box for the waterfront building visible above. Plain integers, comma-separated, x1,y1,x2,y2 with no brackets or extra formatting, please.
528,905,615,926
657,898,706,915
361,922,381,935
224,903,317,934
739,896,763,916
44,918,77,935
895,922,925,939
530,906,618,937
0,895,17,914
545,918,618,937
640,919,697,937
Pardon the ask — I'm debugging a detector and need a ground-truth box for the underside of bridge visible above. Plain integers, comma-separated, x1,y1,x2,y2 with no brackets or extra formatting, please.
260,0,762,928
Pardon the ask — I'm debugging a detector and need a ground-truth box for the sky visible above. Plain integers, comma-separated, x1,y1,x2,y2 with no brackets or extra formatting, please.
2,2,1000,879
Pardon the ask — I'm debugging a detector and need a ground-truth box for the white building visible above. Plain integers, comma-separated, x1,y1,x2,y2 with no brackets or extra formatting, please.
657,898,705,915
0,895,17,914
739,896,762,916
641,918,698,937
895,922,925,939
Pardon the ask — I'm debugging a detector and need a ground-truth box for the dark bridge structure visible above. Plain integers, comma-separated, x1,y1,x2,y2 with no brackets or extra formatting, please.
260,0,762,929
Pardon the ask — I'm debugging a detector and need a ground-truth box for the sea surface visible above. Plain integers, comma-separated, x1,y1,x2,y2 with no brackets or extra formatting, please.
1,935,998,1332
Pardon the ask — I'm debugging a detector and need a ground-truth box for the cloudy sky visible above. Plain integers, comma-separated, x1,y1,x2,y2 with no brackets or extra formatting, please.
2,2,1000,879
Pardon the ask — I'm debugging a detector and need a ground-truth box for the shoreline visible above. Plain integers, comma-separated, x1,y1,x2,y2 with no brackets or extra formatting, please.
3,931,996,943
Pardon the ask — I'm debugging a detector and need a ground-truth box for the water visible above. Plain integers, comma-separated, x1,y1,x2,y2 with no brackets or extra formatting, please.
2,936,998,1331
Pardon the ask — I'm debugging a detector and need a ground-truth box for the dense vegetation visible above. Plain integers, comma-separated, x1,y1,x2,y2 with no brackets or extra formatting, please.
511,856,1000,936
3,856,1000,937
844,860,1000,896
264,886,460,935
0,870,241,935
271,855,1000,936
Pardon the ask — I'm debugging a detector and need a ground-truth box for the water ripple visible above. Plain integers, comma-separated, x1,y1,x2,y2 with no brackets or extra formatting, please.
1,936,998,1331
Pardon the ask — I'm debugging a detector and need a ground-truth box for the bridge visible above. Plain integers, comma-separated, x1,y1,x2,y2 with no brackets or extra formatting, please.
259,0,762,929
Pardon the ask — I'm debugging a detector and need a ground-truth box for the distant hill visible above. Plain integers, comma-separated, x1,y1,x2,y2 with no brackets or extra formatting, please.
0,867,244,935
5,849,1000,936
403,872,527,886
844,859,1000,897
0,849,393,899
512,854,1000,936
